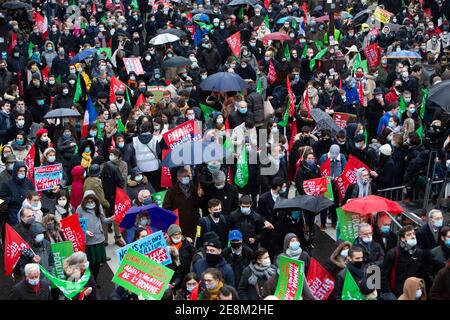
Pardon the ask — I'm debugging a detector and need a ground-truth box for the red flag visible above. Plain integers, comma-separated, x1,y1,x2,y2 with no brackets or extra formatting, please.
17,68,23,96
186,12,193,22
109,77,127,103
225,117,230,131
268,60,277,85
34,12,48,40
41,65,50,84
320,158,331,177
227,166,233,184
288,119,297,152
306,257,335,300
60,214,86,252
303,177,328,196
114,187,131,225
24,144,35,183
264,0,270,9
134,93,145,109
303,88,310,117
173,209,179,225
339,79,342,89
336,155,370,200
333,112,355,129
335,175,348,201
8,32,17,56
189,282,201,300
226,32,241,58
91,2,97,15
286,76,295,116
161,149,173,188
301,3,308,23
364,42,380,69
358,81,364,106
4,224,31,276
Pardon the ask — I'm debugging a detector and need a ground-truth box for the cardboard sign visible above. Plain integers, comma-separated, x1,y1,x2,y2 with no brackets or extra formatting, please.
123,57,145,75
275,256,305,300
34,163,63,191
162,119,202,150
374,7,393,24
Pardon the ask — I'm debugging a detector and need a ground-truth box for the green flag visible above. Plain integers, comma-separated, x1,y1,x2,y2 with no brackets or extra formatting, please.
353,52,362,73
237,7,244,20
399,96,407,114
194,20,214,32
336,207,360,243
28,42,34,58
301,45,308,59
256,77,263,95
199,103,217,121
264,15,270,29
131,0,139,10
97,47,112,59
310,48,328,71
364,128,369,145
341,270,365,300
234,144,249,188
277,104,289,127
224,138,235,159
314,40,323,51
419,88,429,119
151,190,168,207
125,88,131,104
80,21,87,30
96,121,104,140
39,265,92,299
56,75,62,85
73,73,83,103
66,185,72,197
284,43,291,61
416,124,424,140
51,241,74,280
116,119,126,134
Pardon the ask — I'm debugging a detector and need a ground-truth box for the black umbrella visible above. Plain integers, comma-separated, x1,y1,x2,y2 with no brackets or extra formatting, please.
2,1,32,10
162,56,193,68
157,28,188,38
428,80,450,112
274,195,334,213
229,0,257,6
352,8,373,25
310,108,340,135
44,108,81,119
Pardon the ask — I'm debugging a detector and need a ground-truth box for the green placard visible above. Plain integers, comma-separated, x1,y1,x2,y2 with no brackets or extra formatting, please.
112,248,174,300
336,208,363,243
274,256,305,300
51,241,74,280
324,176,334,202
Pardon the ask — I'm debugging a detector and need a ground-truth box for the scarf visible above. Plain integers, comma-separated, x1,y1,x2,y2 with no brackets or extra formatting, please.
11,141,28,151
179,182,191,198
207,281,224,300
285,247,303,259
55,205,68,219
399,239,417,255
357,180,371,198
248,262,276,285
81,152,92,169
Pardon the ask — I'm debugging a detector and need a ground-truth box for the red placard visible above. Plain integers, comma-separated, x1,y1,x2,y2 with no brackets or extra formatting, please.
60,214,86,252
306,258,335,300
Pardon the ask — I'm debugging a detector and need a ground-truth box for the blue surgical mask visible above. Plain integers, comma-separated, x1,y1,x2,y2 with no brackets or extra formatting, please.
143,198,152,205
239,108,248,114
355,142,361,149
16,139,24,145
84,147,90,153
35,233,44,242
140,218,148,226
181,177,190,185
63,132,71,139
186,286,195,292
381,226,390,233
289,242,300,251
207,163,221,173
408,107,415,113
28,278,39,286
240,207,251,215
17,173,26,179
306,159,315,166
205,282,217,290
291,211,301,219
89,130,97,137
434,219,443,228
118,142,125,148
406,238,417,247
445,239,450,247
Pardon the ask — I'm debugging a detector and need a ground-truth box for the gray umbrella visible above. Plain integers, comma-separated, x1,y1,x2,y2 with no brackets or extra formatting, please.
310,108,340,134
44,108,81,119
157,28,188,38
428,80,450,112
274,195,334,213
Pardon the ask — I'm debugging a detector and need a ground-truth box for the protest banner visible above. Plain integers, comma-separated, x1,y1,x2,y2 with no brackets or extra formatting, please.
185,26,195,39
60,214,86,252
320,158,330,177
109,76,127,103
112,248,174,300
147,86,166,102
226,31,241,57
335,155,370,200
333,112,356,130
39,264,91,299
161,149,172,188
336,207,368,243
162,119,202,150
114,187,132,225
274,256,305,300
4,224,31,276
374,7,393,24
34,163,63,191
123,57,145,75
306,258,335,300
151,190,168,207
363,42,380,69
341,270,365,300
116,230,172,266
51,241,74,280
335,175,348,200
303,176,334,201
24,144,35,182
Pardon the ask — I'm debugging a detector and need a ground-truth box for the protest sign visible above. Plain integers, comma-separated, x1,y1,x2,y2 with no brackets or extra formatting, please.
162,119,202,150
112,249,174,300
147,86,166,102
114,187,132,225
116,230,172,266
51,241,74,280
275,256,305,300
306,258,335,300
303,176,334,201
34,163,63,191
374,7,393,24
335,155,370,200
226,31,241,57
336,207,368,243
123,57,145,75
320,158,330,177
39,264,91,299
333,112,356,130
151,190,168,207
364,42,380,69
60,214,86,252
341,270,365,300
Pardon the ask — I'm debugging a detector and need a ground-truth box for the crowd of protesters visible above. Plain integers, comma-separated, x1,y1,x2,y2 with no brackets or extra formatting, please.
0,0,449,301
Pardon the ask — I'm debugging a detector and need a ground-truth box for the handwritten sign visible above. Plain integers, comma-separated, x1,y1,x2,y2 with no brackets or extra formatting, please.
34,163,63,191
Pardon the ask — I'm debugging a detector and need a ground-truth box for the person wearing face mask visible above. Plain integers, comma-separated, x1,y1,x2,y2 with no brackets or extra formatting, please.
295,152,320,195
174,273,201,300
10,263,51,300
50,47,70,82
344,168,379,203
198,159,226,192
52,83,73,109
163,168,200,240
42,40,57,68
126,167,156,202
416,209,445,250
430,226,450,276
277,233,311,273
222,230,254,287
238,248,277,300
202,170,239,216
76,191,114,280
381,225,433,299
398,277,427,300
53,190,74,221
198,40,222,74
324,240,353,279
229,195,265,251
125,212,155,244
349,133,379,170
21,191,44,224
372,213,398,254
352,223,385,268
166,224,195,289
9,131,31,161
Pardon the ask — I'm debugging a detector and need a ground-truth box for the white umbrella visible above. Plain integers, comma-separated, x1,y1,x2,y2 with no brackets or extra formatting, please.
149,33,180,45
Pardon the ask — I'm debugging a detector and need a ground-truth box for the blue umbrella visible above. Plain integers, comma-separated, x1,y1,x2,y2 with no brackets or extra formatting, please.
386,50,422,59
277,16,303,24
119,204,177,231
70,48,97,64
192,13,210,22
200,72,249,92
162,141,227,168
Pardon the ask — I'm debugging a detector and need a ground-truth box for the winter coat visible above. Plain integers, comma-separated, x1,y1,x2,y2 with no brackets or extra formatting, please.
192,257,235,286
101,161,126,209
353,237,385,267
10,279,51,300
117,143,137,174
323,240,352,280
167,239,195,288
430,263,450,300
295,162,320,194
42,41,57,67
373,229,398,253
246,91,265,124
228,110,255,129
0,161,34,225
430,244,450,276
0,111,11,142
202,183,239,216
416,223,441,251
238,263,276,300
83,177,110,210
126,176,156,201
70,166,85,210
223,245,254,288
76,201,111,246
0,68,12,96
199,48,222,73
229,209,265,251
374,156,396,189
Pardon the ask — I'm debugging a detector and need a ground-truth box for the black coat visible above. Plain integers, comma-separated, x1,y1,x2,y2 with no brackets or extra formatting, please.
257,191,279,224
295,162,320,194
168,239,195,289
101,161,125,211
366,98,385,141
238,264,273,300
10,279,51,300
373,229,398,253
381,245,432,297
343,182,378,203
416,223,441,251
353,237,385,267
349,145,379,170
223,245,254,288
229,209,265,251
374,156,396,189
431,244,450,276
202,183,239,216
228,110,255,129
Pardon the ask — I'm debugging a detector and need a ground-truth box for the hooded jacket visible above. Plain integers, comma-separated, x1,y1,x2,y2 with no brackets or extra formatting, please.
70,165,85,210
398,277,427,300
0,161,34,225
324,240,352,279
277,233,311,274
42,40,57,68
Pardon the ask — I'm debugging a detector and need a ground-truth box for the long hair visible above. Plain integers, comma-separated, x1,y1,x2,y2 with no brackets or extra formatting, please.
80,193,102,217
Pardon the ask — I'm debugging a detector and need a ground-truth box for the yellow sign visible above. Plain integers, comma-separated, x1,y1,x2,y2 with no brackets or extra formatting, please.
196,225,201,238
374,7,393,24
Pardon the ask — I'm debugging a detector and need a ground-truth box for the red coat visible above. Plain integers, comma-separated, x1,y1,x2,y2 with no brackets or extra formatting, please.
70,165,85,210
385,87,399,105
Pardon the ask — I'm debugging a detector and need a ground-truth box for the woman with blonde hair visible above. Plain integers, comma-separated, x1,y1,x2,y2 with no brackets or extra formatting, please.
63,251,96,300
402,118,416,142
303,82,319,110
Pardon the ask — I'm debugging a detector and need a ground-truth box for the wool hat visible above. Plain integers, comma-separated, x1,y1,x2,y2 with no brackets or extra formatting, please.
36,128,48,137
43,147,56,157
88,164,101,177
167,224,182,237
379,144,392,156
205,238,222,250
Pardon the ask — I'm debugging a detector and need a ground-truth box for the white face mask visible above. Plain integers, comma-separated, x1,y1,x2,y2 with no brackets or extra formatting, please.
58,199,67,207
415,289,422,299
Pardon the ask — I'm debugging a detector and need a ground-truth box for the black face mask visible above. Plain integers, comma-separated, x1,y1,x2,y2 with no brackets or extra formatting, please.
206,253,221,265
230,242,242,250
351,261,363,269
212,211,221,218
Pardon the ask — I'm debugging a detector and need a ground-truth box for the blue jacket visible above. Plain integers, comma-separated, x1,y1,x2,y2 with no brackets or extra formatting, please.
344,86,360,106
377,112,391,136
192,257,235,286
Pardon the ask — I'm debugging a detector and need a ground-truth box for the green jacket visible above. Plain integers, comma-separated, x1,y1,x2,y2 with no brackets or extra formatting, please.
83,177,110,210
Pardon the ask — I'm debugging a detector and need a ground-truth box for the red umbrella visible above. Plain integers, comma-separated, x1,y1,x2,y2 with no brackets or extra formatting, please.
262,32,292,43
342,195,404,215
